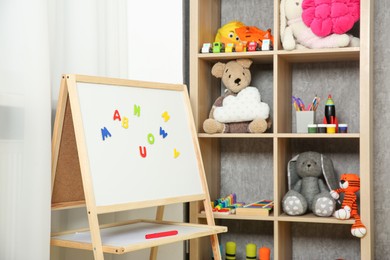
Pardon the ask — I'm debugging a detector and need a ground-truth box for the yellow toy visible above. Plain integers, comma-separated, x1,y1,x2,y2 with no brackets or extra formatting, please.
214,21,245,45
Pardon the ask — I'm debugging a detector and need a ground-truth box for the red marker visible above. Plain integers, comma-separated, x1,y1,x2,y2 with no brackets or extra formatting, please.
145,230,178,239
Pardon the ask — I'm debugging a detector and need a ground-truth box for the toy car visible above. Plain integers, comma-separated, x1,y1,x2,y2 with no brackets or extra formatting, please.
225,43,235,53
212,42,225,53
200,43,212,53
235,42,247,52
247,41,260,51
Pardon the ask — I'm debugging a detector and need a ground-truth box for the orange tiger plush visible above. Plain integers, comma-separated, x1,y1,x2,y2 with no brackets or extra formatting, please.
330,173,367,238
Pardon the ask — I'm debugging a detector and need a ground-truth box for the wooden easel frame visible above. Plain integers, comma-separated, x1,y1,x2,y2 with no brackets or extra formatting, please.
51,74,226,260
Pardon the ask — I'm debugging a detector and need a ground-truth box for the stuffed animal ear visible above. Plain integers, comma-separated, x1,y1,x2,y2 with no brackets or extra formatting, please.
280,0,287,39
321,154,339,191
287,154,300,190
236,59,253,69
211,62,226,78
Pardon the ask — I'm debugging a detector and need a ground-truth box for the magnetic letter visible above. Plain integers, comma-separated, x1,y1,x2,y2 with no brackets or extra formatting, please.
162,111,170,122
139,146,147,158
147,133,155,144
122,117,129,129
174,148,180,158
134,105,141,117
159,127,168,138
101,127,112,141
113,110,121,121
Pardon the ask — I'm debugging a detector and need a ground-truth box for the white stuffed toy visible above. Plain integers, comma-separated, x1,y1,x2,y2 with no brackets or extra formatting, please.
280,0,359,50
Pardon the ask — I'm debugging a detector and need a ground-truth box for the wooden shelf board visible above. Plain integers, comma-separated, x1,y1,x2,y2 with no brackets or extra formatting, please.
197,133,359,139
197,48,359,64
277,47,360,63
277,213,355,225
198,51,273,64
198,212,274,221
276,133,360,138
51,219,227,254
198,133,274,138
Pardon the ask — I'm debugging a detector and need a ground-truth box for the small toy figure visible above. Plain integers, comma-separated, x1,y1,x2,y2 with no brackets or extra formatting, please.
235,41,246,52
201,43,212,53
212,42,225,53
225,43,235,53
247,41,260,52
330,173,367,238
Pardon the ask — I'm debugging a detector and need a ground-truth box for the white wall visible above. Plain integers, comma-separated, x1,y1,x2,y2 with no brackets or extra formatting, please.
123,2,185,259
128,1,183,84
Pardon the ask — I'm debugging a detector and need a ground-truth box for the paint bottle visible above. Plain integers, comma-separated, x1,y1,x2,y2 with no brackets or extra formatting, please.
226,241,236,260
246,243,257,260
324,94,336,124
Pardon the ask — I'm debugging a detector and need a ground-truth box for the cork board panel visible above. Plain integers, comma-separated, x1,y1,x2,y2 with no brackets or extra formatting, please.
52,98,85,205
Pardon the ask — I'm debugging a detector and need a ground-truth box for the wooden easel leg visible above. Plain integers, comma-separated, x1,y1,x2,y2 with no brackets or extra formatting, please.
149,205,165,260
88,211,104,260
202,199,222,260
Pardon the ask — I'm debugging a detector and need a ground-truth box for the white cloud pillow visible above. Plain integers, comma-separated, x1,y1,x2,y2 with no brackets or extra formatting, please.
213,87,270,123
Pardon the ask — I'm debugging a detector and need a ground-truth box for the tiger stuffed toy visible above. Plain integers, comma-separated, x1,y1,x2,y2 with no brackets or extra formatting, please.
330,173,367,238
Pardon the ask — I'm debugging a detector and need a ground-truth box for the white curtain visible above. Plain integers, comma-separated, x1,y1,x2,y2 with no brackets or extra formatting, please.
0,0,51,260
1,0,183,259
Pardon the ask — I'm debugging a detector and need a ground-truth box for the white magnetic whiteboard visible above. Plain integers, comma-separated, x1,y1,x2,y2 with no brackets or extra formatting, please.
69,80,204,209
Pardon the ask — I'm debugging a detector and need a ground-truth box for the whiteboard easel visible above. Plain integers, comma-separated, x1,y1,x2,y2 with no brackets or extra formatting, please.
51,74,226,260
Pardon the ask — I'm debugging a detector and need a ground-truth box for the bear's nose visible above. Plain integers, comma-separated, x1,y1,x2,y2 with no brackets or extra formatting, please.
234,78,241,84
307,163,311,168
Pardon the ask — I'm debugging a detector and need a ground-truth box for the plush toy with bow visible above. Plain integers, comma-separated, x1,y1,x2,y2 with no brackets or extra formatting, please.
330,173,367,238
280,0,359,50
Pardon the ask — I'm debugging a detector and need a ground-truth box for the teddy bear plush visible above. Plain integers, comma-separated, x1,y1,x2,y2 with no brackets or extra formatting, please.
282,151,339,217
280,0,360,50
203,59,271,134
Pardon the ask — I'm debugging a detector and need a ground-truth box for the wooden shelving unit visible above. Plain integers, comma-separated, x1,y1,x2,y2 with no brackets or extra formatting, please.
189,0,374,259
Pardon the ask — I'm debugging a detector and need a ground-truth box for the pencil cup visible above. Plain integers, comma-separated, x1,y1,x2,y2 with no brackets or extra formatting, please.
296,111,315,133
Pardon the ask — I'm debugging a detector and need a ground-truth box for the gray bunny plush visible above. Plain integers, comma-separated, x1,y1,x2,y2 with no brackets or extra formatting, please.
282,151,339,217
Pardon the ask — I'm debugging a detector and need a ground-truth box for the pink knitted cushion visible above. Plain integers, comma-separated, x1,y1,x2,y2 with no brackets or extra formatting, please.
302,0,360,37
